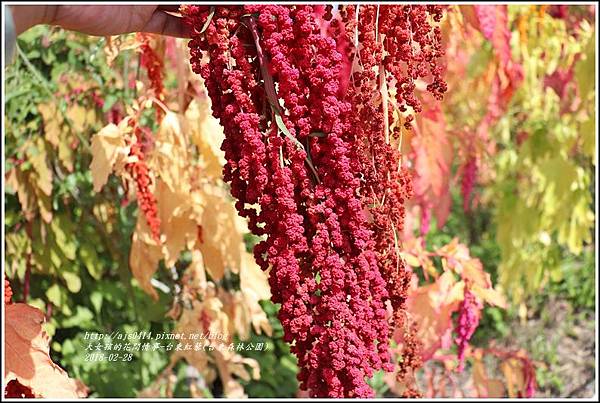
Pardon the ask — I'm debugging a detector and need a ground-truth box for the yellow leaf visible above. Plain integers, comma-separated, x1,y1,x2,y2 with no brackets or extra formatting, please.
66,104,91,133
129,214,163,300
38,103,62,147
150,112,191,195
240,253,270,302
472,352,506,398
400,236,438,277
500,358,526,398
471,284,507,308
29,138,53,197
188,249,207,291
169,300,210,377
435,237,460,256
185,98,226,179
400,252,421,267
213,348,259,398
8,139,54,222
5,232,31,278
196,185,247,281
240,253,272,337
39,102,89,172
155,179,198,267
56,140,74,173
104,34,140,66
164,214,198,267
6,169,33,221
438,238,491,289
89,123,127,192
220,291,246,339
461,259,491,289
580,118,596,161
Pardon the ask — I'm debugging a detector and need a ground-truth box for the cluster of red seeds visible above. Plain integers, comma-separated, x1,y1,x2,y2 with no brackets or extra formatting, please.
138,33,165,102
126,120,161,242
182,5,446,397
4,380,35,398
336,6,448,393
461,156,478,212
454,287,482,372
138,33,166,122
4,278,12,305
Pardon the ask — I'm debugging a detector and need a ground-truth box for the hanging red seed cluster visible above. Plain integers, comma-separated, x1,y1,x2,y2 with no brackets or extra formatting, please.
126,119,161,242
454,286,482,372
461,156,478,212
181,4,446,397
138,33,165,102
4,279,12,305
138,33,166,122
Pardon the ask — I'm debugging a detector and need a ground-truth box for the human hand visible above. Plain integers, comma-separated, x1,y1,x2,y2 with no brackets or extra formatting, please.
11,5,190,38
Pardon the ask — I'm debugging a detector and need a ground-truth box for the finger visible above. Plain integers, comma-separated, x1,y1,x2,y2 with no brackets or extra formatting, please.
142,10,190,38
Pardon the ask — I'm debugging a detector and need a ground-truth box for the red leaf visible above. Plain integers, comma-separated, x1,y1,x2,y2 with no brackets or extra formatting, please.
410,105,453,230
406,272,464,360
473,5,524,117
4,303,87,398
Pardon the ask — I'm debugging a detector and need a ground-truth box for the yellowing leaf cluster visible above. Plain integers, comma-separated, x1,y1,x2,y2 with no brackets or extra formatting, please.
6,137,53,223
88,83,271,397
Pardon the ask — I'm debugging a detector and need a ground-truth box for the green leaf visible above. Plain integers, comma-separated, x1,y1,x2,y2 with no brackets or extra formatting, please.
466,41,493,78
102,94,118,113
51,216,77,260
80,242,102,280
62,270,82,293
580,118,596,161
574,30,595,99
61,306,94,328
46,283,64,308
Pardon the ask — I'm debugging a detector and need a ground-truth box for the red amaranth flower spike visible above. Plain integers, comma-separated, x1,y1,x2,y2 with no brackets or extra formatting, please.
126,119,161,242
454,287,482,372
181,4,446,397
339,7,445,390
138,33,166,121
138,33,165,101
5,278,13,305
461,156,478,212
